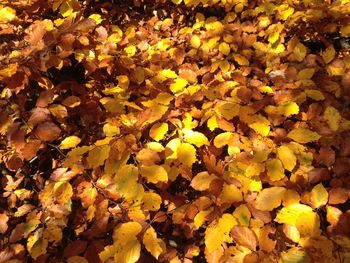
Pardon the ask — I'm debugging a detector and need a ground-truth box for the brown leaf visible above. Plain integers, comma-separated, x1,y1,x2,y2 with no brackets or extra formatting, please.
231,226,257,251
28,107,51,125
64,240,87,258
0,213,8,234
329,187,349,205
35,121,61,142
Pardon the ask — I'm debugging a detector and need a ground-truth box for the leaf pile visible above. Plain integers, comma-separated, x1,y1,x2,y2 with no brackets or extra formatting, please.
1,0,350,262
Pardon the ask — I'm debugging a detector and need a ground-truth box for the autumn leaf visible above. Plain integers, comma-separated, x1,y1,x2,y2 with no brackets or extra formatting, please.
143,227,165,259
266,159,285,181
277,145,297,171
287,128,321,144
255,187,286,211
231,226,257,251
140,165,168,183
60,136,81,149
182,129,209,147
191,172,218,191
205,213,237,253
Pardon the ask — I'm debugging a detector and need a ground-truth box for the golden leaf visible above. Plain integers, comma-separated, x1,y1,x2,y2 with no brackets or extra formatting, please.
182,129,209,147
191,172,218,191
143,227,165,259
275,203,320,237
310,183,328,209
321,45,335,64
0,6,16,23
255,187,286,211
140,165,168,184
60,136,81,150
177,142,196,166
277,145,297,171
87,145,110,168
205,213,237,253
233,204,251,226
150,122,168,141
142,192,162,211
266,159,285,181
287,128,320,144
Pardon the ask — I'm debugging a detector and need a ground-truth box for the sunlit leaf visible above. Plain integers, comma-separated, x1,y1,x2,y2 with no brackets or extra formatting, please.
60,136,81,150
255,187,286,211
287,128,320,144
205,214,237,253
143,227,165,259
266,159,285,181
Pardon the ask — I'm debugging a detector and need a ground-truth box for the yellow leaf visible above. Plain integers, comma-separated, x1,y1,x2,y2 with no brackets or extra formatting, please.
182,129,209,147
143,227,165,259
59,0,74,17
277,102,299,117
217,102,240,120
268,32,279,44
233,204,251,226
218,184,243,204
159,69,177,79
277,145,297,171
297,68,315,80
113,165,144,201
170,78,188,94
280,248,310,263
321,45,335,64
143,192,162,211
233,54,249,66
305,89,325,101
191,172,218,191
266,159,285,181
249,122,270,137
205,213,237,253
27,230,48,260
150,123,168,141
177,142,196,166
340,25,350,37
140,165,168,184
191,35,201,49
194,207,214,229
59,136,81,150
87,145,110,168
283,224,300,243
103,123,120,137
287,128,320,144
89,14,103,24
293,42,307,62
207,115,218,131
0,6,16,23
323,106,340,131
214,132,233,148
255,187,286,211
275,203,320,237
310,183,328,209
219,42,230,55
100,222,142,263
